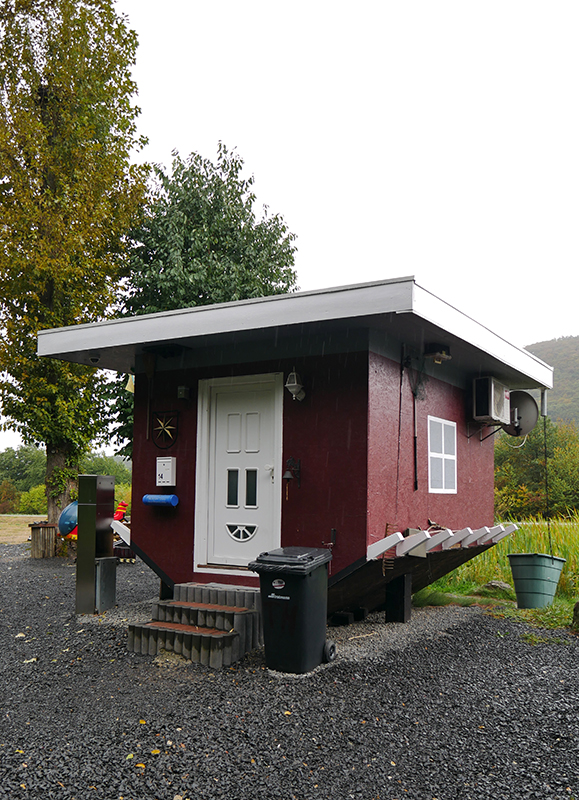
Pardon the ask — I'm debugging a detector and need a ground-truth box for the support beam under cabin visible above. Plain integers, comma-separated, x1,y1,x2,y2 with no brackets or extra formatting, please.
384,573,413,623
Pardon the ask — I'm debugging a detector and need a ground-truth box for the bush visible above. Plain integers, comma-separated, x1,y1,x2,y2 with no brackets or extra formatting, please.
19,485,47,515
80,452,132,485
0,479,20,513
495,420,579,518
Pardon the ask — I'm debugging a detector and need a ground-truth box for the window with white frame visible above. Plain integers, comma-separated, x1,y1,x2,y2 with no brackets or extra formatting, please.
428,416,457,493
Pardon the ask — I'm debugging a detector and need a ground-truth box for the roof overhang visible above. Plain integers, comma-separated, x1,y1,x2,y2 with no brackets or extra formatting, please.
37,276,553,390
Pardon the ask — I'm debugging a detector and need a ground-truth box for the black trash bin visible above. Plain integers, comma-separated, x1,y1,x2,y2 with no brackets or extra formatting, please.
249,546,336,673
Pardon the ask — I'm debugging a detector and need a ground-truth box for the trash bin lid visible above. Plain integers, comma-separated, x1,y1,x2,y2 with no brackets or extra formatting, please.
248,546,332,574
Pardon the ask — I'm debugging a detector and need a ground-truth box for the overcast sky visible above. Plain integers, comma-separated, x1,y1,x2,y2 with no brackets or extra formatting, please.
2,1,578,450
118,0,579,349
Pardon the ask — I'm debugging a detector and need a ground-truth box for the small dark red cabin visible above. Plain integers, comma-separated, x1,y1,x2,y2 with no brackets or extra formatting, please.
38,277,553,612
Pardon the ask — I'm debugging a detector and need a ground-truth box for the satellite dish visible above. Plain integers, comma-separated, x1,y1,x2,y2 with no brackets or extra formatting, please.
502,391,539,437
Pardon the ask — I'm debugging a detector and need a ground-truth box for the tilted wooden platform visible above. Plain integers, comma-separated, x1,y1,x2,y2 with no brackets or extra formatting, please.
127,525,515,666
328,524,515,615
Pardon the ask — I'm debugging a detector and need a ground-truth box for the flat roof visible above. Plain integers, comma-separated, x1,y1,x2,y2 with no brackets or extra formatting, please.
37,276,553,390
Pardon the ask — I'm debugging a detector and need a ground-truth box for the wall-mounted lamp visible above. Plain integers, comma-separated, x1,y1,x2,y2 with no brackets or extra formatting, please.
283,457,301,488
89,353,101,365
285,370,306,401
424,343,452,365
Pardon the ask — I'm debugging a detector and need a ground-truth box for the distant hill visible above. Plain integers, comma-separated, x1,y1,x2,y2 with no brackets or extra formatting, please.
525,336,579,427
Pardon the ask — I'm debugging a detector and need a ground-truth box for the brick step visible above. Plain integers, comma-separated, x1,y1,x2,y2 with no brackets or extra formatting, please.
152,600,261,653
128,621,240,668
127,582,263,668
173,581,261,611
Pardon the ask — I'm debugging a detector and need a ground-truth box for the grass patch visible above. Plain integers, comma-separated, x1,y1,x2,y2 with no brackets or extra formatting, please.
489,597,575,630
413,589,479,608
520,631,568,646
415,582,576,632
0,514,42,544
431,516,579,599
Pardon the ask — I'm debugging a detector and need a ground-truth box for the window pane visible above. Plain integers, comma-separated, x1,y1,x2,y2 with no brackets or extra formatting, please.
443,423,456,455
227,469,239,506
430,457,443,489
429,420,443,453
444,459,456,490
245,469,258,507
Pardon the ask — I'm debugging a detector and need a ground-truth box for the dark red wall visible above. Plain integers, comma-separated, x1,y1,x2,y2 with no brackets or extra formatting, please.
367,351,495,545
131,352,369,585
130,348,495,587
131,370,199,585
280,351,368,578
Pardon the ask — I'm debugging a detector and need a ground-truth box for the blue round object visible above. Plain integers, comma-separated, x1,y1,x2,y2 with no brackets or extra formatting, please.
58,501,78,536
142,494,179,507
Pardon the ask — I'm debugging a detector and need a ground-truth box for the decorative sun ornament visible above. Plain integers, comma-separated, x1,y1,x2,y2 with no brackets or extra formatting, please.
152,412,179,449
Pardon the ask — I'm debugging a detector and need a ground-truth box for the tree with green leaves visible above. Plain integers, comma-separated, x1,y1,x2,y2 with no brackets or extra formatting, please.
0,478,19,513
109,143,298,454
0,0,147,520
80,451,131,486
0,445,45,492
125,143,297,313
495,419,579,518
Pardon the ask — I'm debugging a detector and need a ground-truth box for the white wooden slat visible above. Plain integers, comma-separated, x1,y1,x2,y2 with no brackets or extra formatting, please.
111,519,131,545
492,524,517,543
367,532,404,560
478,525,504,544
396,530,431,557
443,527,472,549
462,527,490,547
502,523,518,536
425,529,454,551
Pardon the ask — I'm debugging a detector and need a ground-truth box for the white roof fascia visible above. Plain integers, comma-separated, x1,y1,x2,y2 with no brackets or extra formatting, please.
37,277,415,358
410,282,553,390
37,276,553,389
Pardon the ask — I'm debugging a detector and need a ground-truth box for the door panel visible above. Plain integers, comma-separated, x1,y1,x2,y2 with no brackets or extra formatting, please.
205,378,281,566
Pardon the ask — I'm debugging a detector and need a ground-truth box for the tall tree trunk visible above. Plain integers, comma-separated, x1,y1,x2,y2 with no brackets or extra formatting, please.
45,445,78,523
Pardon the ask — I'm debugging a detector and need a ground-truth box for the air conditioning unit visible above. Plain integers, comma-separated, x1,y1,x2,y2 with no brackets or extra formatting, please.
473,377,510,425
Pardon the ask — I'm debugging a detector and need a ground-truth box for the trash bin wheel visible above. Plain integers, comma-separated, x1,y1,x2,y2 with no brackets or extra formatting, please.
323,639,337,663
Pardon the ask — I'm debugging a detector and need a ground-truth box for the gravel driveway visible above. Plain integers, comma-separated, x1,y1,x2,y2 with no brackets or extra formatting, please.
1,542,577,800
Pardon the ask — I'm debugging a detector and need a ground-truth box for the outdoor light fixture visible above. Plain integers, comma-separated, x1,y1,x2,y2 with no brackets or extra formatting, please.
285,369,306,401
283,457,301,487
424,343,452,365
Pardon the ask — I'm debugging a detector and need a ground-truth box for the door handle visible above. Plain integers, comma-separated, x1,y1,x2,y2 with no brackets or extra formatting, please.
265,464,274,483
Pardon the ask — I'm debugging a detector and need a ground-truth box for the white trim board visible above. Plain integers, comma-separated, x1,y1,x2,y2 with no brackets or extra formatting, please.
37,276,553,389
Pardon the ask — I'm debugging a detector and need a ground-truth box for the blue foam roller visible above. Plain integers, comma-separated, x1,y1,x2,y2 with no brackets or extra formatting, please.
142,494,179,507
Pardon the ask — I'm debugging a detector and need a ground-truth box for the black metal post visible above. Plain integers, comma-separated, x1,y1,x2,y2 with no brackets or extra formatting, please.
76,475,115,614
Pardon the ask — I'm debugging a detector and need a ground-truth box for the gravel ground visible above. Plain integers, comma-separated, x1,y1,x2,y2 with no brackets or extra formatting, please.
1,542,578,800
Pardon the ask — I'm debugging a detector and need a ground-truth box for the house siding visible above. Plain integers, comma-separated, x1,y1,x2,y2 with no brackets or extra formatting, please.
130,352,369,585
280,351,369,577
367,350,494,545
130,347,494,587
131,370,199,585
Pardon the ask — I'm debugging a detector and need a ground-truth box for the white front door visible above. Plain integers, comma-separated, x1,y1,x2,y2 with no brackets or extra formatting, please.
195,374,283,570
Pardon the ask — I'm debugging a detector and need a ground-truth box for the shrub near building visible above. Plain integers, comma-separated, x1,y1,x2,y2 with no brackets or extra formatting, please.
0,480,20,514
19,486,48,516
495,419,579,518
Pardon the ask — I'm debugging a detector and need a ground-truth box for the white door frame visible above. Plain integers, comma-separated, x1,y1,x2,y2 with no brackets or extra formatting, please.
194,372,283,575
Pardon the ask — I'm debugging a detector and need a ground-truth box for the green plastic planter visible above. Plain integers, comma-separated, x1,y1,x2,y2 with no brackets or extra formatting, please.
507,553,566,609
